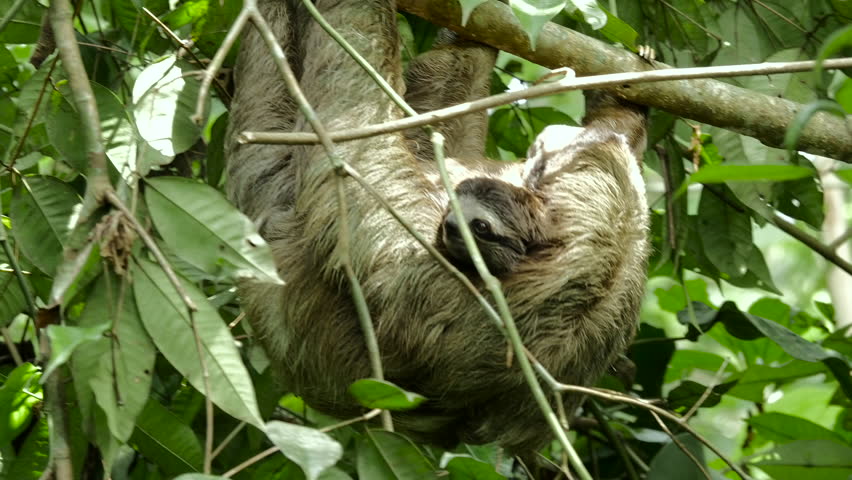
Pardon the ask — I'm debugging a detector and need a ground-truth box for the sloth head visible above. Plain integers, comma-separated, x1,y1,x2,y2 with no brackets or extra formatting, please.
439,177,546,275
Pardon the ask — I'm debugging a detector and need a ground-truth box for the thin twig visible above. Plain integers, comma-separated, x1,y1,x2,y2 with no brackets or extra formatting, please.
650,410,712,480
42,345,73,480
587,401,639,480
0,0,27,33
532,362,751,480
109,190,211,470
247,0,392,431
319,408,382,433
142,7,231,106
190,307,214,473
658,0,723,42
683,358,730,421
240,57,852,147
770,213,852,275
827,225,852,251
49,0,111,217
434,132,592,480
211,422,246,460
0,199,38,321
193,8,250,124
222,446,277,478
2,328,23,365
223,409,382,478
297,4,588,474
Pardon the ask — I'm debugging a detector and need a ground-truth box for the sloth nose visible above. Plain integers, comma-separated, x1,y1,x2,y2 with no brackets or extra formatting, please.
444,213,460,238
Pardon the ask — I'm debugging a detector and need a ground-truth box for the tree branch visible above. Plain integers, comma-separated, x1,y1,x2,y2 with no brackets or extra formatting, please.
397,0,852,162
241,57,852,154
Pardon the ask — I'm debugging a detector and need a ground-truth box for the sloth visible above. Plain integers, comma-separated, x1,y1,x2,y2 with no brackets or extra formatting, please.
226,0,650,452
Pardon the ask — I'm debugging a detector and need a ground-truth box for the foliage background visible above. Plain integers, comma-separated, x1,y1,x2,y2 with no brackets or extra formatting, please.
1,0,852,479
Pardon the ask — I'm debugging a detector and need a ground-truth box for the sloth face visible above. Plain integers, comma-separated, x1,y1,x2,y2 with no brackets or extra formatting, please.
439,177,540,275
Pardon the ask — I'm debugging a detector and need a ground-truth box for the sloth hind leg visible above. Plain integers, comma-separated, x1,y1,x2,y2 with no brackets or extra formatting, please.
404,30,498,161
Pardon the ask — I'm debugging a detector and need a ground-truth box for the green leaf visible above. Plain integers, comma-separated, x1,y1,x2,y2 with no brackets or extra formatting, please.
459,0,488,25
697,187,752,279
0,240,28,326
0,0,45,43
130,398,203,476
784,100,847,152
647,434,708,480
508,0,567,49
174,475,228,480
45,86,87,171
443,455,506,480
666,380,735,412
44,323,109,380
753,439,852,480
835,168,852,185
71,275,155,442
132,258,263,427
688,164,813,185
748,412,847,444
348,379,427,411
206,113,228,187
132,55,205,157
357,430,437,480
0,363,42,445
265,421,343,480
9,176,81,276
145,177,282,284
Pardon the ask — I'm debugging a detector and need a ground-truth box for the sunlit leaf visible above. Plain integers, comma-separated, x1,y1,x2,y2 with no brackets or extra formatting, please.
133,55,205,157
0,363,42,445
265,421,343,480
349,379,427,411
508,0,567,49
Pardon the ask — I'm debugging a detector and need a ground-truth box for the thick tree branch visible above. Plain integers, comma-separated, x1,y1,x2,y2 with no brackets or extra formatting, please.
397,0,852,162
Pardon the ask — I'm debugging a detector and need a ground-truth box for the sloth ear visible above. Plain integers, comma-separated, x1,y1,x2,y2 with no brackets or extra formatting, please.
523,125,584,191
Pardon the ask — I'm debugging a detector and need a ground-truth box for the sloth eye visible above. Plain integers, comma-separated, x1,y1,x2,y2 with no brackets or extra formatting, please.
471,219,491,236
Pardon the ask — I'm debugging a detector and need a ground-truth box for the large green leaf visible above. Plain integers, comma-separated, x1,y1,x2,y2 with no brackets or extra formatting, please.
132,258,263,427
647,434,709,480
145,177,282,284
357,430,437,479
0,0,45,43
43,323,109,380
130,399,203,476
753,439,852,480
748,412,847,444
265,421,343,480
71,275,155,442
697,187,752,279
9,176,81,276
